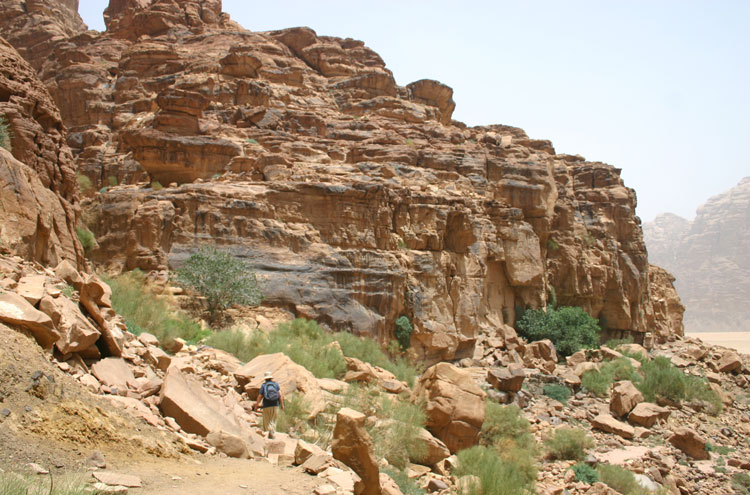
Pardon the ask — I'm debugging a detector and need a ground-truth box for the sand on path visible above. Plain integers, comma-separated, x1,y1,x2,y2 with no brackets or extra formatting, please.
688,332,750,354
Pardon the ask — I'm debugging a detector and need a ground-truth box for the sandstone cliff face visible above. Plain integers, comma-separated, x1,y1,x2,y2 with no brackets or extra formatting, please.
0,38,83,268
0,0,682,361
644,178,750,333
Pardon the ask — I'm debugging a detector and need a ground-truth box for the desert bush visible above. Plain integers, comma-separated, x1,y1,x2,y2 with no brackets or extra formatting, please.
177,245,262,321
572,462,600,484
684,374,723,414
204,329,266,363
543,384,571,405
455,446,535,495
75,225,96,251
0,115,11,152
581,369,612,397
516,306,600,357
637,356,685,403
276,392,310,434
597,464,644,495
732,473,750,495
107,175,118,186
482,402,533,449
372,396,426,469
333,330,419,386
151,180,163,190
265,319,346,378
581,357,640,397
106,270,210,345
545,427,594,461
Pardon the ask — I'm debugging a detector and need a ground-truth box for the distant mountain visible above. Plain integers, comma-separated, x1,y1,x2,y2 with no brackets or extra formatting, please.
644,177,750,333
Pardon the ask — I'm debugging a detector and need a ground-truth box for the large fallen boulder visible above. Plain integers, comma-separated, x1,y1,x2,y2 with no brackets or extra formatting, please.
39,294,100,354
609,380,643,417
412,363,486,453
159,367,241,437
234,352,325,417
668,427,709,460
627,402,670,428
717,351,742,373
591,414,635,439
91,357,135,391
332,408,381,495
487,363,525,392
0,291,59,349
411,427,451,466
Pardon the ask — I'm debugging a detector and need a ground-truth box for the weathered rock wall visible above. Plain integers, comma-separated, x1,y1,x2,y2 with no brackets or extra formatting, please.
644,178,750,333
0,38,83,268
0,0,683,361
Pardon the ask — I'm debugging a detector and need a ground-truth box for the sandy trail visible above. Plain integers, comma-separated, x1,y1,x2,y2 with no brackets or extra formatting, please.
688,332,750,354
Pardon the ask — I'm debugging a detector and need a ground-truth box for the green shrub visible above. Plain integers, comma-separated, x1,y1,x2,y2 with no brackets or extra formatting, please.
515,306,600,357
77,174,93,192
151,181,163,190
381,468,425,495
545,427,593,461
637,356,685,403
581,358,640,397
372,397,426,469
732,473,750,495
572,462,599,484
482,402,533,450
684,374,723,414
543,384,571,405
581,369,612,397
0,115,11,152
266,319,346,379
604,336,634,349
177,245,262,321
334,331,419,386
106,270,210,345
204,328,266,363
394,316,413,349
597,464,644,495
455,446,535,495
107,175,118,186
75,225,96,251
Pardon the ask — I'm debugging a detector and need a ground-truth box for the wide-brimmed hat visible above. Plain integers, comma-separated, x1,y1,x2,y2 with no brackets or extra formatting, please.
263,371,273,380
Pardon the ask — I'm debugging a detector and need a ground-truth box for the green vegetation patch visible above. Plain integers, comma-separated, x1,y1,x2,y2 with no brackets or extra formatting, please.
75,225,96,251
455,445,536,495
515,306,600,357
545,427,594,461
572,462,600,484
543,384,571,405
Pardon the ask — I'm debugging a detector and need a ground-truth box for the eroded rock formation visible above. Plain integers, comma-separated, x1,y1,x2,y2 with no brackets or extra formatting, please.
0,0,684,361
644,178,750,332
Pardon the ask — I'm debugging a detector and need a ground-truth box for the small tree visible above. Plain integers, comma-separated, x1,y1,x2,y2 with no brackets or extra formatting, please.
177,246,262,321
516,306,600,358
394,316,413,349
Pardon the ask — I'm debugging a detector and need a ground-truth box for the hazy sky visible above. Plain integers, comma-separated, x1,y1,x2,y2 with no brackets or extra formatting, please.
78,0,749,222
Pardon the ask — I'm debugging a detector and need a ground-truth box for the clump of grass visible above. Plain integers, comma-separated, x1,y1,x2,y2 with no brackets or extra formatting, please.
204,329,266,363
732,473,750,495
604,337,634,349
59,284,76,299
372,396,426,469
482,402,533,449
75,225,96,251
107,175,118,186
597,464,646,495
572,462,599,484
455,446,535,495
381,468,425,495
0,472,94,495
637,356,685,402
151,180,163,190
581,357,641,397
543,384,571,404
545,427,594,461
333,330,420,386
106,270,210,345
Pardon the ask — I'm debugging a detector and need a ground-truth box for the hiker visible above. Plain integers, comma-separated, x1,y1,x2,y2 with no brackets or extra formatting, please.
254,370,284,438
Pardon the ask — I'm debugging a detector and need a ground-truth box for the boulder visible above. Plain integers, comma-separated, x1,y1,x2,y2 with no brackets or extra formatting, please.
609,380,643,417
591,414,635,439
411,427,451,466
294,439,327,465
574,362,600,377
0,292,59,348
159,367,241,437
412,363,486,453
16,274,46,305
617,344,649,360
206,430,249,459
143,345,171,371
487,363,525,392
627,402,670,428
566,350,587,368
332,408,381,495
669,427,709,460
54,260,83,289
91,358,135,391
234,352,325,417
39,295,100,354
717,351,742,373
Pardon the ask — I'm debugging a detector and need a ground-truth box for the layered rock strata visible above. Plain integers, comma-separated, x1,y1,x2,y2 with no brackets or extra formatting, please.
0,0,683,360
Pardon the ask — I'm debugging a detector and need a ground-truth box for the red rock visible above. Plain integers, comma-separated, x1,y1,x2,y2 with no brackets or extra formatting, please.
39,295,100,354
332,408,381,495
717,351,742,373
412,363,486,453
487,364,526,392
91,358,135,391
609,380,644,417
627,402,670,428
206,430,249,459
0,291,59,349
591,414,635,439
668,427,709,460
159,367,241,437
16,274,46,305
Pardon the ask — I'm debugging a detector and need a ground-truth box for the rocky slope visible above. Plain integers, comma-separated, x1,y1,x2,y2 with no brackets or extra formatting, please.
644,178,750,333
0,0,683,362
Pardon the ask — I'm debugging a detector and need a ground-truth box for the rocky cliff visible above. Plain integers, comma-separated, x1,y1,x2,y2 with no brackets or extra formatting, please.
644,178,750,333
0,38,83,268
0,0,683,361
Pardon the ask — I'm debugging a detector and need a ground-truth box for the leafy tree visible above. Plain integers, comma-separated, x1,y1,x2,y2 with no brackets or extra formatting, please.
177,246,262,321
515,306,600,357
394,316,413,349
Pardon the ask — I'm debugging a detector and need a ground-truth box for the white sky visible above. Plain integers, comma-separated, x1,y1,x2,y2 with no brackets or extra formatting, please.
78,0,749,222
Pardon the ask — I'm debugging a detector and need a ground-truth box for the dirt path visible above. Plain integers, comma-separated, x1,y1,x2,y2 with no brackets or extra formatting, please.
114,456,325,495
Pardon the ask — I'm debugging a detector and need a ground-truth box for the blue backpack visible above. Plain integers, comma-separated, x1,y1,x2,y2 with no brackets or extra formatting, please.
263,382,280,402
